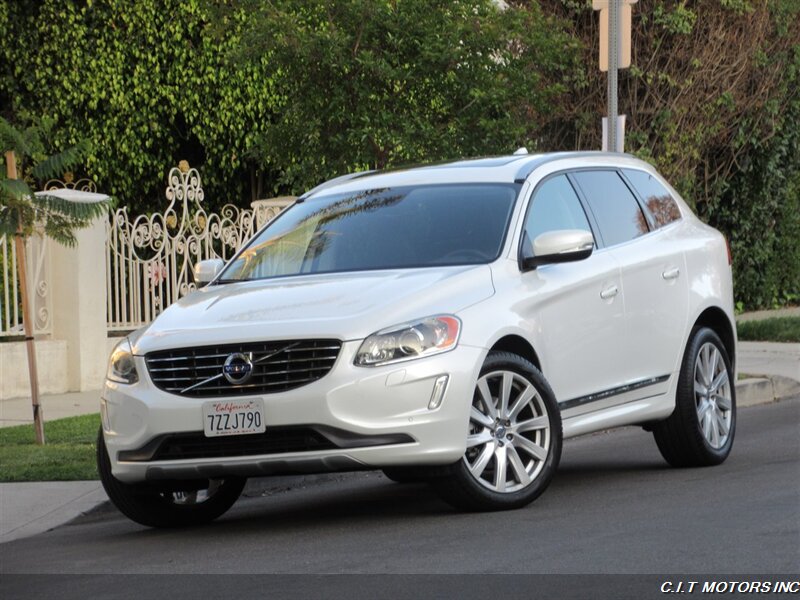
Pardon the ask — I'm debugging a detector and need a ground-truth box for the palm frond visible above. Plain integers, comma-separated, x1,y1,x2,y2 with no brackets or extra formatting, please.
0,118,30,156
40,212,80,247
32,140,92,181
32,192,109,220
0,178,33,204
0,206,18,237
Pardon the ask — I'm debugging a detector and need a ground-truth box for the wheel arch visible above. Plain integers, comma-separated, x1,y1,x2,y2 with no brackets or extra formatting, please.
488,334,542,373
692,306,737,370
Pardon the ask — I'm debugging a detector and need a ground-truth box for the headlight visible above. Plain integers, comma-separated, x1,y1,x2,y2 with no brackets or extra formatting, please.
107,338,139,384
354,315,461,367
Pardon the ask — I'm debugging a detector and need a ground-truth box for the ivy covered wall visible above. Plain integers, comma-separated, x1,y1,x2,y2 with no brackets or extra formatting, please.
0,0,277,212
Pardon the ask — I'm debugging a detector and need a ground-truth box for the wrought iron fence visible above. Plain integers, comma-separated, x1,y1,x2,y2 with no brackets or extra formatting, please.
106,162,292,332
1,173,95,339
0,233,52,339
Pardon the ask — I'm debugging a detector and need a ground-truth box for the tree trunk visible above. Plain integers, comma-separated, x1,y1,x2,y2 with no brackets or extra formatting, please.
5,150,45,444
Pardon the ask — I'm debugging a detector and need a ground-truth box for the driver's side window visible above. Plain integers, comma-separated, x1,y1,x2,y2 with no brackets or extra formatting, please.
524,175,592,255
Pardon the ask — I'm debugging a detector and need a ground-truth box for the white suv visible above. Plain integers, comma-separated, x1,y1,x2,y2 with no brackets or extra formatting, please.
98,152,737,527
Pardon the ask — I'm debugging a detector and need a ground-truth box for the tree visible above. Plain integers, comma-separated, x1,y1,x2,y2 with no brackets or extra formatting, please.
0,118,110,444
214,0,580,193
0,0,278,212
533,0,800,309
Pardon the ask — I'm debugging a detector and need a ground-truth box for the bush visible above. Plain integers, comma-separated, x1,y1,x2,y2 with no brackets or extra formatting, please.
0,0,277,212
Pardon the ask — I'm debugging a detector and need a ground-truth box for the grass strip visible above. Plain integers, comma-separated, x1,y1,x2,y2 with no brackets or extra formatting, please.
737,316,800,343
0,413,100,482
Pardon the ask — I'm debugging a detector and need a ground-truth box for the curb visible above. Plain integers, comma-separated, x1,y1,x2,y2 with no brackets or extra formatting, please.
735,375,800,408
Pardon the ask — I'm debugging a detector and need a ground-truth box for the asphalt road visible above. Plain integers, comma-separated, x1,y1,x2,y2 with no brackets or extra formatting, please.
2,398,798,589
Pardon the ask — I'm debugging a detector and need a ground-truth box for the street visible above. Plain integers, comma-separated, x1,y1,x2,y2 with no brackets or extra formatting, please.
2,398,798,585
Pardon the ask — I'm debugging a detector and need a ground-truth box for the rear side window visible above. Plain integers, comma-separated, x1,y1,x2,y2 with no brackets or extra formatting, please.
623,169,682,228
572,171,649,247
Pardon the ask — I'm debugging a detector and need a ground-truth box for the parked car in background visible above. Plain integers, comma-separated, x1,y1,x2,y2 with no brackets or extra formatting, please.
98,151,737,527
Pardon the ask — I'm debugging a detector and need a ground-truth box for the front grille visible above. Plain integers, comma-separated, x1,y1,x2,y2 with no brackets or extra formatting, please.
152,428,337,460
145,339,341,397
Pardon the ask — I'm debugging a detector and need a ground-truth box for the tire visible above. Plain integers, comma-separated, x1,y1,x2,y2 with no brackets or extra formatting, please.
432,351,562,511
97,429,246,528
653,327,736,467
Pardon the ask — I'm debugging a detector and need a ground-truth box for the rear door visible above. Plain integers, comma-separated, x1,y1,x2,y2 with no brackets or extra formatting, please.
571,169,689,396
618,169,690,379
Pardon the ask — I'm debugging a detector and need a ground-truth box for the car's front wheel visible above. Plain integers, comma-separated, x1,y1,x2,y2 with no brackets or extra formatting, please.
97,429,246,528
433,351,562,511
652,327,736,467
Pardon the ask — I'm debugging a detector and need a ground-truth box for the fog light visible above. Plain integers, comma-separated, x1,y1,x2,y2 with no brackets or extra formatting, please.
428,375,449,410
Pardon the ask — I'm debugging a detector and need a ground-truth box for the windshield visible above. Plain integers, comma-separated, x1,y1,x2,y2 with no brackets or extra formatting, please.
219,183,520,282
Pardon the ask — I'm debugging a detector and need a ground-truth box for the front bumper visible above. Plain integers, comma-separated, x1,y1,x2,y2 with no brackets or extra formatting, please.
102,341,485,483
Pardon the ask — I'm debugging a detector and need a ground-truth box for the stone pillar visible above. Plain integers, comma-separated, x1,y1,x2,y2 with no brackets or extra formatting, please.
50,216,108,391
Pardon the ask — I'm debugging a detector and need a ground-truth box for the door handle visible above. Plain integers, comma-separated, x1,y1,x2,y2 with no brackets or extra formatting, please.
600,285,619,300
662,267,680,280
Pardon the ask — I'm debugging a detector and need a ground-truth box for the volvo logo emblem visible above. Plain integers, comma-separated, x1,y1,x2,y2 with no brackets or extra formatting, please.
222,353,254,385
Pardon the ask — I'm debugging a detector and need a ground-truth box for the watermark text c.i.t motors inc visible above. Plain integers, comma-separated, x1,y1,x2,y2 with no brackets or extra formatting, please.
661,581,799,594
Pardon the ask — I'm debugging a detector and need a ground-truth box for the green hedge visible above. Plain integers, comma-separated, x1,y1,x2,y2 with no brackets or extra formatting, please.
0,0,277,212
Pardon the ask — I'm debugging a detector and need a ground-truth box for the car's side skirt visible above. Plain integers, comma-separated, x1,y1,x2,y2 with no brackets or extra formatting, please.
560,375,676,439
560,375,670,411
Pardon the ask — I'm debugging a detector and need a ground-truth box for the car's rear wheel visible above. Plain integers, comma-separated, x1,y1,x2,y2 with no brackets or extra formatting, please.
653,327,736,467
433,351,562,511
97,429,246,528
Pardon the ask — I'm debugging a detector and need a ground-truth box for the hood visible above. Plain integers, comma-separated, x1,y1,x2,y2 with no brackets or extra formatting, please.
132,266,494,354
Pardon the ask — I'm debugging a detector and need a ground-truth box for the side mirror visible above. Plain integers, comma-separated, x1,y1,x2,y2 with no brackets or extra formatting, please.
521,229,594,271
193,259,225,287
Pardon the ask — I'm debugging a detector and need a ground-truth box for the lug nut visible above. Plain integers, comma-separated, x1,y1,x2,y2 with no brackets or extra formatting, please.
506,434,513,440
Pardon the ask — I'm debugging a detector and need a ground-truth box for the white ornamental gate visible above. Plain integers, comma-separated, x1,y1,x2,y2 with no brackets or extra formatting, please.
106,162,291,331
0,232,51,338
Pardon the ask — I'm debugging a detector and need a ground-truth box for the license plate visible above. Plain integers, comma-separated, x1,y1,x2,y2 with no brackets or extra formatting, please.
202,398,266,437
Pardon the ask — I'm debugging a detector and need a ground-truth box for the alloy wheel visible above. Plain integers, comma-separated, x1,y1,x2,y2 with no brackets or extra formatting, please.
693,342,732,449
464,370,551,493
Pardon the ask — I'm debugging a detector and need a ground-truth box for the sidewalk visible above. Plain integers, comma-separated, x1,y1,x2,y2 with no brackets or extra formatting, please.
736,341,800,407
0,389,101,428
736,305,800,322
0,481,106,543
0,331,797,545
738,341,800,380
735,307,800,406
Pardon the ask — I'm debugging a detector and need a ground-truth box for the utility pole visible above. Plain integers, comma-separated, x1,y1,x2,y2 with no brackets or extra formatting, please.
594,0,637,153
607,0,619,152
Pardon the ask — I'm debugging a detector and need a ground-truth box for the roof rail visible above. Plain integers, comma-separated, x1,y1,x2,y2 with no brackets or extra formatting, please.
513,151,637,183
298,170,375,200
